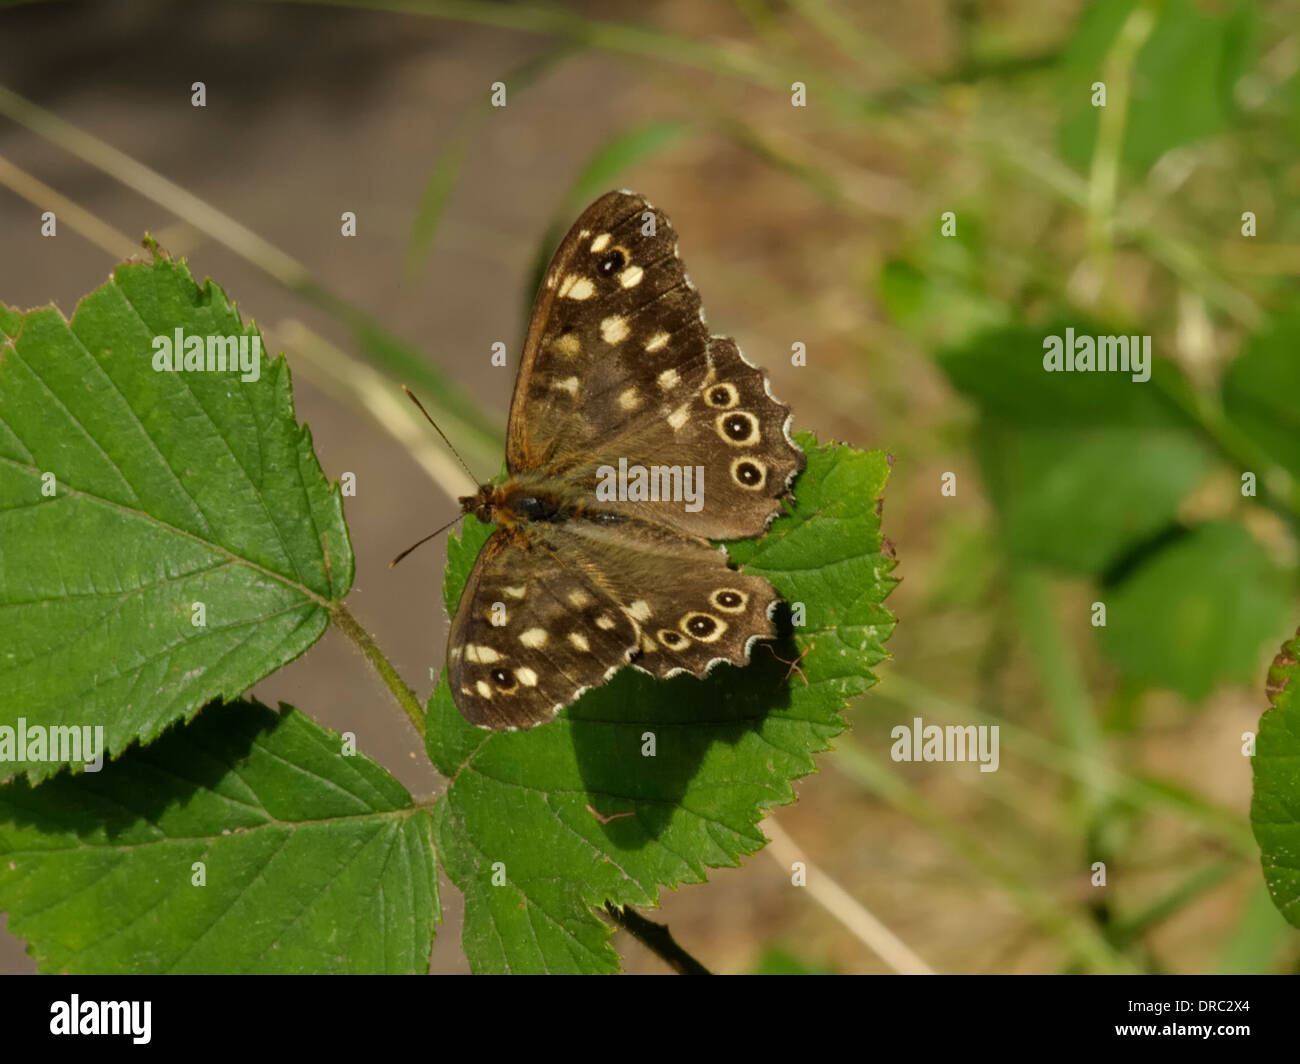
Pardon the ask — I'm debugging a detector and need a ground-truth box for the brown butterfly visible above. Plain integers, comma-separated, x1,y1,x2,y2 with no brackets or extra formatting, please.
446,191,803,729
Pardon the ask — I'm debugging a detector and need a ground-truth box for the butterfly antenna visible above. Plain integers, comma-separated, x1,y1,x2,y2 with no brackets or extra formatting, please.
401,384,481,485
389,513,463,568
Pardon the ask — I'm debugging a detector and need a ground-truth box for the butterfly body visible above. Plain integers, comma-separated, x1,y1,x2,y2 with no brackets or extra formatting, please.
444,191,804,730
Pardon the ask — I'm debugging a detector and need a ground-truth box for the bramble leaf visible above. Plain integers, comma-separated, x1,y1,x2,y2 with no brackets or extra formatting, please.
1098,522,1290,701
0,257,352,780
426,434,895,973
1252,629,1300,928
0,700,437,973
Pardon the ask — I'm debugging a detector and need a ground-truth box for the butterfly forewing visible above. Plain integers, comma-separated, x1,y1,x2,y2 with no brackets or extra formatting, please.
508,191,711,473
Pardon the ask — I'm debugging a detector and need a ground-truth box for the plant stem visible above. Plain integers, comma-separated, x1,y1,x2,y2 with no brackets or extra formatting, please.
603,903,711,975
330,601,426,739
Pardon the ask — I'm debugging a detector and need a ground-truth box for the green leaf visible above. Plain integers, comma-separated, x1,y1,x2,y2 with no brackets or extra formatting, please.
1252,628,1300,929
1222,313,1300,480
0,700,437,973
1098,522,1291,702
938,321,1212,574
1058,0,1257,172
0,256,353,780
426,434,895,972
935,320,1195,430
975,422,1212,575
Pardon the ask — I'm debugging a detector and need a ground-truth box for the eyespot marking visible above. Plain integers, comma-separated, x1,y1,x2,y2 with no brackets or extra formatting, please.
704,382,740,409
731,457,767,490
681,611,727,643
596,245,630,278
658,628,689,650
490,667,517,692
710,588,748,613
717,410,760,446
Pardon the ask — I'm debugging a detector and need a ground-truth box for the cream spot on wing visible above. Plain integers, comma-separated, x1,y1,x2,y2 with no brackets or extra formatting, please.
626,600,652,622
551,332,581,358
544,272,557,290
579,228,591,239
516,666,539,687
503,586,526,599
554,376,579,394
465,644,501,664
568,632,590,652
519,627,548,649
645,331,670,353
449,647,462,661
657,368,679,390
475,680,492,698
667,403,691,430
600,315,629,344
595,613,616,630
563,276,595,300
618,387,641,411
640,633,657,653
590,232,611,253
618,265,644,288
460,685,474,696
568,589,594,608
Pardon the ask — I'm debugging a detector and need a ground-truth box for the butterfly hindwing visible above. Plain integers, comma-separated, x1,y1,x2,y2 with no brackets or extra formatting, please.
551,518,780,680
447,528,639,729
568,334,804,540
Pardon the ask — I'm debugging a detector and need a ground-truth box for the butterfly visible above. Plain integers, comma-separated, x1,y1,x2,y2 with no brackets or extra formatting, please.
446,190,804,729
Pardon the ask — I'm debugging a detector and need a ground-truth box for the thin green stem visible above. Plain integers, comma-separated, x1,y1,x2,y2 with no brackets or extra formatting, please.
1087,3,1156,273
330,602,426,739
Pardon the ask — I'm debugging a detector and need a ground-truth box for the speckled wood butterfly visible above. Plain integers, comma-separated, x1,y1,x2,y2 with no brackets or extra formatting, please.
447,190,804,729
